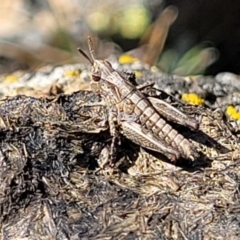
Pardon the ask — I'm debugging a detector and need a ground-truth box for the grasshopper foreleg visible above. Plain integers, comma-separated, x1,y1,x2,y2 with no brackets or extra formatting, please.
107,109,121,166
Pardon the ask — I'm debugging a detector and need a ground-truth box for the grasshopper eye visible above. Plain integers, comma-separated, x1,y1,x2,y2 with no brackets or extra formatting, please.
92,74,101,81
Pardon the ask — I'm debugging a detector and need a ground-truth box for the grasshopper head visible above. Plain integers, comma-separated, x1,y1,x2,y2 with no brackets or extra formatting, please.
91,59,114,82
78,37,114,83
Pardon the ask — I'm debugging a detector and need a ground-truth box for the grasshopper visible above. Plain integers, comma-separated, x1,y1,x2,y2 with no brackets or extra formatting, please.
78,37,199,165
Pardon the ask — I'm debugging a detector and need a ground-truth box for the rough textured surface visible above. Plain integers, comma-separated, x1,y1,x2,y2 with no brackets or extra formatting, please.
1,60,240,239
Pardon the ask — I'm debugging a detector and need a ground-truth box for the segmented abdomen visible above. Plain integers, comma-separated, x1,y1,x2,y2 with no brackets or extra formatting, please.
124,94,195,159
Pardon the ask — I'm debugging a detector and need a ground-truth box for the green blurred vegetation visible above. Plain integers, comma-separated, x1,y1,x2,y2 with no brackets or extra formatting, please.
0,0,229,75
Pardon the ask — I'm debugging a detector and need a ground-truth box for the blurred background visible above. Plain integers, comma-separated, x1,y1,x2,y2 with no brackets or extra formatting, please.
1,0,240,76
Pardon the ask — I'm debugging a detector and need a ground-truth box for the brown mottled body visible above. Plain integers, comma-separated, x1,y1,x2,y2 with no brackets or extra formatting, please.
106,71,197,160
78,37,199,162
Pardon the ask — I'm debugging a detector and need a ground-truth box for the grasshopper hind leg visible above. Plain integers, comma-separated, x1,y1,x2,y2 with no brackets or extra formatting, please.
121,121,181,162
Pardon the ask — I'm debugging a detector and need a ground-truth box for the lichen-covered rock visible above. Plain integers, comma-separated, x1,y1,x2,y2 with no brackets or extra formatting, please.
1,62,240,239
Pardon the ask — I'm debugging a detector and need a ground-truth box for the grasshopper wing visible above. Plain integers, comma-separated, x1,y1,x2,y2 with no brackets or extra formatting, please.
148,97,199,130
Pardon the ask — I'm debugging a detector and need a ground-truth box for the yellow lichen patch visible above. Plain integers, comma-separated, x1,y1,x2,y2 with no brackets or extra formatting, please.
181,93,205,106
118,54,138,64
226,105,240,120
150,66,159,73
134,71,142,78
4,75,18,84
64,69,81,78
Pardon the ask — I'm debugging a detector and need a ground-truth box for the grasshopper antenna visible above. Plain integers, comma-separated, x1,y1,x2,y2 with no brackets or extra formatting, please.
87,36,96,61
77,36,96,65
78,47,93,65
